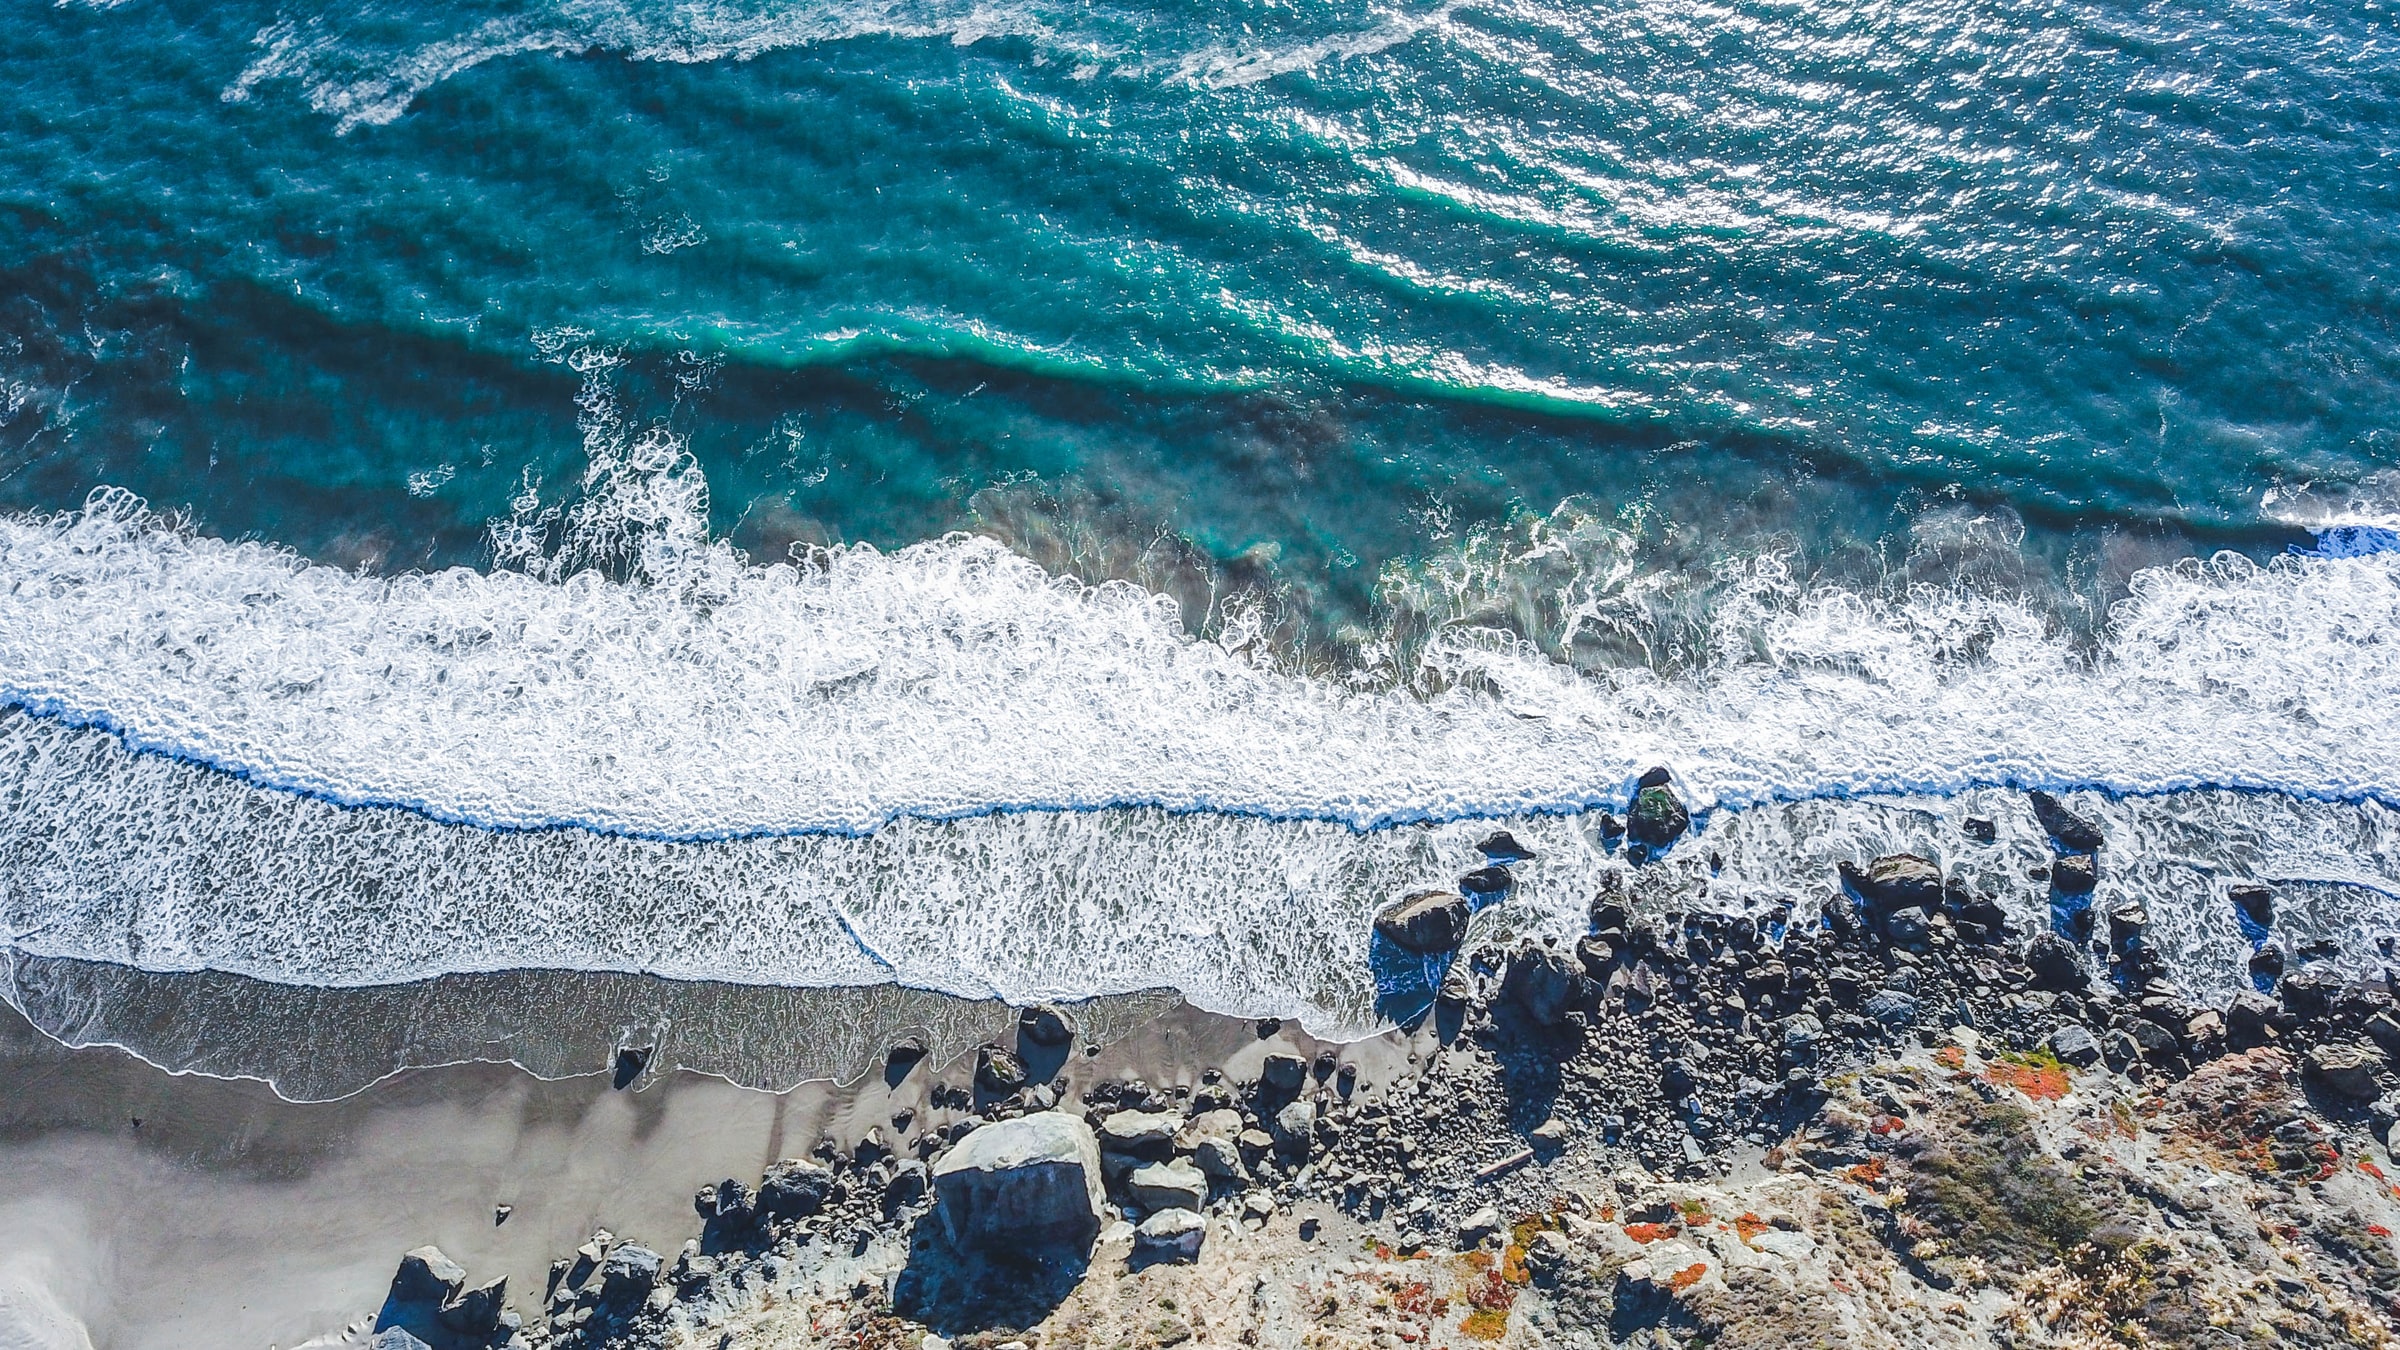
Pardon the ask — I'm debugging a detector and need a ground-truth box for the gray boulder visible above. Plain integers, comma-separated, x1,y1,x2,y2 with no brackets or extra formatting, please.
932,1111,1105,1254
1840,855,1942,912
1270,1100,1318,1157
1374,891,1472,954
599,1245,662,1305
1863,989,1919,1026
2047,1024,2102,1068
390,1246,465,1307
758,1157,834,1219
1126,1159,1208,1214
369,1331,433,1350
1134,1208,1206,1263
1503,946,1585,1026
2307,1043,2385,1101
1096,1109,1181,1157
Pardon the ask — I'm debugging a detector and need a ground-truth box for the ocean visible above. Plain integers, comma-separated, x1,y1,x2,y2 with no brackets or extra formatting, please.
2,0,2398,1080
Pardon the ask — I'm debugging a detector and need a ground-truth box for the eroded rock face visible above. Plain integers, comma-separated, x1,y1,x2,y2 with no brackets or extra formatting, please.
931,1112,1105,1255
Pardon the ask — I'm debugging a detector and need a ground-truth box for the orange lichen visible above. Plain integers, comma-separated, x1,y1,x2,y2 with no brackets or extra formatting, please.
1459,1308,1510,1341
1845,1158,1887,1186
1499,1244,1531,1286
2363,1161,2387,1181
1734,1212,1772,1244
1935,1046,1968,1071
2369,1225,2393,1239
1679,1199,1710,1223
1623,1222,1679,1243
1392,1282,1447,1317
1984,1051,2071,1101
1667,1262,1708,1292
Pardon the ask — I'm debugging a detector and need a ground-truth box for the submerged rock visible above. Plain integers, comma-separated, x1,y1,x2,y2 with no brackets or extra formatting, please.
2028,790,2105,852
1627,785,1691,849
2229,882,2276,930
2051,853,2098,896
1373,890,1472,954
931,1111,1106,1255
1476,831,1536,862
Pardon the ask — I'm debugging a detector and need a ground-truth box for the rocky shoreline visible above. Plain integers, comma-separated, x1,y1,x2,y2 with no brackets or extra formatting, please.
358,778,2400,1349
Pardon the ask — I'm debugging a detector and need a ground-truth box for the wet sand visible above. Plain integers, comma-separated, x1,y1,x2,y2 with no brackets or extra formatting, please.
0,975,1399,1350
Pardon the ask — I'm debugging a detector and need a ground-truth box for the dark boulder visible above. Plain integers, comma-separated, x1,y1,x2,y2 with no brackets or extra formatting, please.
1626,785,1691,849
1259,1052,1309,1094
2229,882,2276,930
1636,765,1675,790
1961,816,1998,843
2225,991,2288,1048
1863,989,1919,1026
2306,1044,2385,1100
611,1044,652,1090
1503,946,1587,1027
1574,934,1617,979
2248,944,2286,985
1459,865,1515,896
1374,890,1472,954
2280,963,2344,1020
2028,791,2105,852
1019,1004,1076,1048
389,1247,465,1308
437,1278,506,1335
2023,934,2088,992
759,1157,833,1218
2050,853,2097,896
1476,831,1536,862
1839,854,1944,913
976,1045,1030,1096
1883,907,1931,946
1661,1059,1697,1099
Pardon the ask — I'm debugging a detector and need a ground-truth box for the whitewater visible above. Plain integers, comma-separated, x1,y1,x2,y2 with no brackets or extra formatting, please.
1,467,2398,1032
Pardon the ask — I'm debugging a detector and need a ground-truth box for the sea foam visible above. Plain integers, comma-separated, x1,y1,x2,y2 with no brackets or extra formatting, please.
2,492,2400,1030
1,490,2397,842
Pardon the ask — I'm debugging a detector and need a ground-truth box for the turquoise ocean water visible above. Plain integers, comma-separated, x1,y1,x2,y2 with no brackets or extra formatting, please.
2,0,2399,1042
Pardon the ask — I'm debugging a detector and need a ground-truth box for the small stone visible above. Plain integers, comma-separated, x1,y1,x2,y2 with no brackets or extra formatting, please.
1135,1207,1207,1263
1530,1118,1569,1148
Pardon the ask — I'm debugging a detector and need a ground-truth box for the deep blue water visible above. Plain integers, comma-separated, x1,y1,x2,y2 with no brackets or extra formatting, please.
4,0,2395,604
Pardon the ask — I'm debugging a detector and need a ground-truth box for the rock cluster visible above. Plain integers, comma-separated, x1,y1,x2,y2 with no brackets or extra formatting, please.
368,787,2400,1350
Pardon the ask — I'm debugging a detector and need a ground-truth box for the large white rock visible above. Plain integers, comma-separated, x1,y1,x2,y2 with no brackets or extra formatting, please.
1126,1159,1209,1214
1134,1208,1207,1263
932,1112,1105,1253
